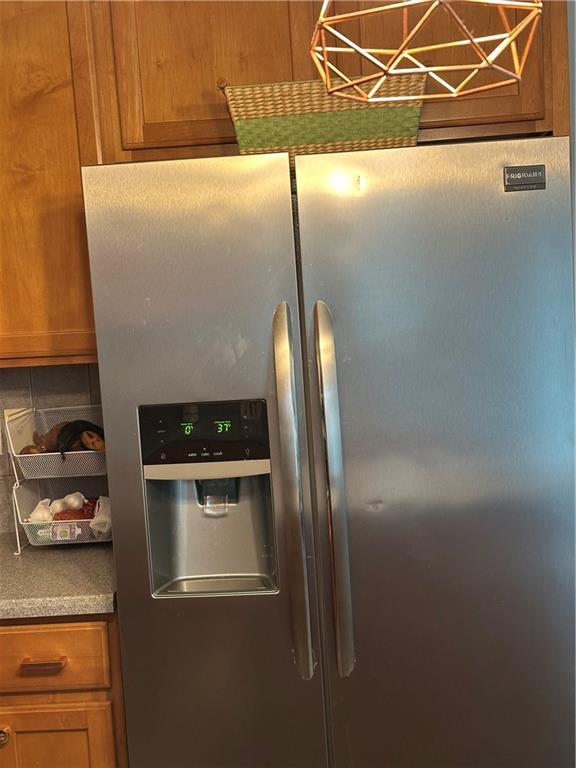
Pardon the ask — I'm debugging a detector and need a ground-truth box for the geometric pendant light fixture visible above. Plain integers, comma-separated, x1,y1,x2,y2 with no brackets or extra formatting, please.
310,0,542,102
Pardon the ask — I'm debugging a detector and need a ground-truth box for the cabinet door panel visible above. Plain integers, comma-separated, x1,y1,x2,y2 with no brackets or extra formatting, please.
110,0,320,149
0,702,115,768
0,2,97,365
343,0,545,128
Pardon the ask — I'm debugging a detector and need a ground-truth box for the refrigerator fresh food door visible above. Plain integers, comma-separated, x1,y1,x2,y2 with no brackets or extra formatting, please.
296,138,574,767
82,155,327,768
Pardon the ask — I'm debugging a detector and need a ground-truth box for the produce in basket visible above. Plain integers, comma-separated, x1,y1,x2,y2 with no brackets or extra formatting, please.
56,421,105,458
29,499,52,522
20,420,105,458
90,496,111,537
50,492,85,515
27,496,98,522
32,421,70,452
20,445,46,455
79,429,105,453
53,497,98,521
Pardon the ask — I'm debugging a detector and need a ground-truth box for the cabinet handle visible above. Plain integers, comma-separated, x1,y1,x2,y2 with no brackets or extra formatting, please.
20,655,67,674
0,727,11,746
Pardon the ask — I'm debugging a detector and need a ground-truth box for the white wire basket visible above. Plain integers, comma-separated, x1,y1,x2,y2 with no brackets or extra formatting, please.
13,477,111,547
4,405,107,479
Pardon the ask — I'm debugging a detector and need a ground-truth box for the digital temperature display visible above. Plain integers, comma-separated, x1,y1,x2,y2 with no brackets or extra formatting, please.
180,419,234,437
139,399,269,464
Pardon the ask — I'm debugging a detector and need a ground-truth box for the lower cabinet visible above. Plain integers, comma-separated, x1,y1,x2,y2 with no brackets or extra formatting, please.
0,619,126,768
0,701,115,768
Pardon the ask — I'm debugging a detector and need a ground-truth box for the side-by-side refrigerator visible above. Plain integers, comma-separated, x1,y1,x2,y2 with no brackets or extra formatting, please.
82,137,574,768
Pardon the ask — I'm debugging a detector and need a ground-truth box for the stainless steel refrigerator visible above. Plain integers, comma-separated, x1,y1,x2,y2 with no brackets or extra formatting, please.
82,137,574,768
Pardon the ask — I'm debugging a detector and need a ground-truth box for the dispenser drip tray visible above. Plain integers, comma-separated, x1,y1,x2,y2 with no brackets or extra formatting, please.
158,573,276,595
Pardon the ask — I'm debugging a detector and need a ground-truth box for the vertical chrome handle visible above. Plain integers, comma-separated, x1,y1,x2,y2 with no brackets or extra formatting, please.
273,301,315,680
314,300,356,678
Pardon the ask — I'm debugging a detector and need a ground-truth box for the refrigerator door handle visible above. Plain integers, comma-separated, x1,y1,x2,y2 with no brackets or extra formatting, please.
314,300,356,678
273,301,315,680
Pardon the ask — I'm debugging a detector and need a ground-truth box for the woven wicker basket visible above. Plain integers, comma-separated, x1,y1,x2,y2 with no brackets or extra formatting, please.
225,76,425,157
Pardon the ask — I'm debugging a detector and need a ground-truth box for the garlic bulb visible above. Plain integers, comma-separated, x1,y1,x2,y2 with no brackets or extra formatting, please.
63,492,85,510
49,498,68,515
29,499,52,522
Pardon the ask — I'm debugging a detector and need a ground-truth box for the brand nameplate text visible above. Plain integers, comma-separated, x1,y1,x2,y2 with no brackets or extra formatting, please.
503,164,546,192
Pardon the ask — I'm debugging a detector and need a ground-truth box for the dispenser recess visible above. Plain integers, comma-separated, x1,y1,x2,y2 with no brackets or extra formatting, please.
139,400,277,597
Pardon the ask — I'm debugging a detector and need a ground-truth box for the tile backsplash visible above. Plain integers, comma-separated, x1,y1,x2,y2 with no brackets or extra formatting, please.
0,364,101,534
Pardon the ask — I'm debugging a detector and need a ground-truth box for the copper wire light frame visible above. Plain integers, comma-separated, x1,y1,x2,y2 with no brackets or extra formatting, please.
310,0,543,102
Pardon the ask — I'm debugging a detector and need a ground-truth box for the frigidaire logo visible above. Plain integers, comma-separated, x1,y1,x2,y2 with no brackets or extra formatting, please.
504,164,546,192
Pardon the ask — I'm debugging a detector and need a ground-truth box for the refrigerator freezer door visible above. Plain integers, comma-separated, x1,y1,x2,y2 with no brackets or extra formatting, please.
82,155,326,768
296,138,574,767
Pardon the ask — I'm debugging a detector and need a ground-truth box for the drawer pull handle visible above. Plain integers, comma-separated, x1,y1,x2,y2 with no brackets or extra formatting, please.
0,727,10,746
20,655,67,675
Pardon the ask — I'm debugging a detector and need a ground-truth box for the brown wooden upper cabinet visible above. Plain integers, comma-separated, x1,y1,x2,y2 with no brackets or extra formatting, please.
109,1,321,150
333,0,568,139
0,2,96,368
104,0,568,155
0,0,569,368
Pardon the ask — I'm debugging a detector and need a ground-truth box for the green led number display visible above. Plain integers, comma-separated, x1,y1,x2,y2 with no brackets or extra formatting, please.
214,420,231,433
180,422,194,436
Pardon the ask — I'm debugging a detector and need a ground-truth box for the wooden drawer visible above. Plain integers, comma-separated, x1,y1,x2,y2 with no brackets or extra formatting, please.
0,622,110,693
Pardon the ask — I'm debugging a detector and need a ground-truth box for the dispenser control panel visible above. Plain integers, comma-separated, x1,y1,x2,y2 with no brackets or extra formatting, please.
139,400,269,464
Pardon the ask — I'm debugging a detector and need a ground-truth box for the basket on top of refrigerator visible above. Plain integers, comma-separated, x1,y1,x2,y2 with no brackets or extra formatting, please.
5,405,106,479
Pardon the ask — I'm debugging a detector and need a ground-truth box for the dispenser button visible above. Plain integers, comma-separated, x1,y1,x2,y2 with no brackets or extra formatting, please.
160,452,167,460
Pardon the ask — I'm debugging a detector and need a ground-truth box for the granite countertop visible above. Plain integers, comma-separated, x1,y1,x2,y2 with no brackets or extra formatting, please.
0,533,115,621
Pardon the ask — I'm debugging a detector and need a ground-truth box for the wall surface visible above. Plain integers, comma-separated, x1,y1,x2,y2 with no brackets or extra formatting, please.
0,365,101,534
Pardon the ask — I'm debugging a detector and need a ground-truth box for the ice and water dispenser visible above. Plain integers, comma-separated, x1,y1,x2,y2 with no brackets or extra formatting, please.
139,400,277,596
